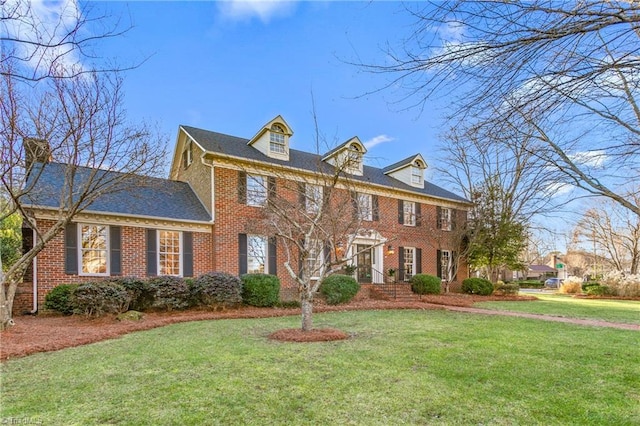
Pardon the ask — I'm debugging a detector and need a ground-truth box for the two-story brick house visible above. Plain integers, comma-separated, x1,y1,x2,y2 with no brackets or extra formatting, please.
16,115,470,312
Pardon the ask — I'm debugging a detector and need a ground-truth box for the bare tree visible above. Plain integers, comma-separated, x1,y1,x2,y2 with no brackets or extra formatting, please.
573,193,640,274
362,1,640,216
0,62,166,330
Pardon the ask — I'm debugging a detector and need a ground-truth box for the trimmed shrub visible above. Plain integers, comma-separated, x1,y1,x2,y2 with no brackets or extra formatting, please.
192,272,243,307
461,278,494,296
241,274,280,307
44,284,79,315
585,285,613,296
109,277,154,311
148,276,190,311
319,274,360,305
494,282,520,296
72,282,130,317
410,274,441,295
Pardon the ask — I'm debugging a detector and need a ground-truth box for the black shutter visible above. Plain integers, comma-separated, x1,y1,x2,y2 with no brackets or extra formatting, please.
351,191,359,219
398,200,404,224
372,195,379,221
436,206,442,229
268,176,276,205
21,227,34,282
238,171,247,204
452,251,458,281
451,209,457,231
239,234,247,275
415,203,422,226
436,249,442,279
323,243,331,266
183,232,193,278
298,182,306,206
268,237,277,275
416,248,422,274
146,229,157,276
65,223,78,275
110,226,122,276
398,246,404,281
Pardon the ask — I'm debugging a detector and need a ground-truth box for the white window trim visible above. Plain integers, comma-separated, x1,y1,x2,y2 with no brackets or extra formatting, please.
247,174,267,207
184,140,193,167
404,201,416,226
157,230,183,277
357,193,373,221
306,184,323,214
403,247,415,281
247,235,268,274
411,166,422,184
440,208,452,231
78,224,110,277
441,250,452,281
306,239,325,280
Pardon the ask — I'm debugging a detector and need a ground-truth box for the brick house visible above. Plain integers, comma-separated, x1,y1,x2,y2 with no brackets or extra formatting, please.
16,116,470,312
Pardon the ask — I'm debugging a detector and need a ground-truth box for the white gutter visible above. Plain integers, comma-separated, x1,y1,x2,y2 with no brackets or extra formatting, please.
31,250,38,314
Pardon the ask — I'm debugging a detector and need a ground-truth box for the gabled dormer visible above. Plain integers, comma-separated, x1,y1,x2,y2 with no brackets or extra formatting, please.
382,154,427,189
322,137,367,176
247,115,293,161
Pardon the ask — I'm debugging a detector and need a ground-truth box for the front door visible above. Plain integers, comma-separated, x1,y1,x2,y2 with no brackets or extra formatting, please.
356,244,373,283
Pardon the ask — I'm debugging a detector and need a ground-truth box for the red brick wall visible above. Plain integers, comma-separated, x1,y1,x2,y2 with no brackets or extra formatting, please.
16,219,213,310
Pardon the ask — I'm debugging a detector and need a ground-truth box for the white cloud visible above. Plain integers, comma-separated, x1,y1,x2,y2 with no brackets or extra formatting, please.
570,150,608,169
363,134,394,149
217,1,297,23
3,0,85,76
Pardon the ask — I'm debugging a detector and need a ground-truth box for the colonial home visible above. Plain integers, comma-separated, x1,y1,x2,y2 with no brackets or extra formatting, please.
16,116,471,312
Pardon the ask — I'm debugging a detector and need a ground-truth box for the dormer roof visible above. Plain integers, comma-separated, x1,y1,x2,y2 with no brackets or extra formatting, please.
321,136,367,161
247,115,293,146
382,154,427,174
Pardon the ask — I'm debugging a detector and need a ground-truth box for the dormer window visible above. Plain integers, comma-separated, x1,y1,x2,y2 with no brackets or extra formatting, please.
411,160,424,185
346,143,363,173
270,124,286,154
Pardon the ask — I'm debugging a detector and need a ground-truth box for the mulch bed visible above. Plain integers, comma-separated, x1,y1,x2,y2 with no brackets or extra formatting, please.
0,294,535,361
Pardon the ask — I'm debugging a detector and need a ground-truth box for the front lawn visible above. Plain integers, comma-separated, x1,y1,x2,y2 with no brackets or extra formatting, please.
2,310,639,425
476,293,640,325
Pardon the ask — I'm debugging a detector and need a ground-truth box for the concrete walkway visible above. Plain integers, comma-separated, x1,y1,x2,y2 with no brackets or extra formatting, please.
444,305,640,331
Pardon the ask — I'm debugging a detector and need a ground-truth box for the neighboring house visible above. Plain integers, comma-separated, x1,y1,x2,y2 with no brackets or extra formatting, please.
511,264,557,281
15,116,471,312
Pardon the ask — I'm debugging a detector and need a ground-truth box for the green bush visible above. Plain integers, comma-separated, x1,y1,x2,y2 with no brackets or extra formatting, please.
319,274,360,305
72,282,130,317
192,272,243,307
582,281,600,291
494,282,520,295
410,274,441,295
585,284,612,296
241,274,280,307
110,277,154,311
44,284,79,315
461,278,494,296
148,276,190,311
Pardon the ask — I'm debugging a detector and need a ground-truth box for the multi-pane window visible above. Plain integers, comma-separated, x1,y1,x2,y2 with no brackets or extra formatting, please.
404,201,416,226
346,144,363,173
270,124,286,154
247,174,267,207
182,140,193,168
80,224,108,275
411,166,422,184
403,247,415,281
357,193,373,221
441,250,452,281
247,235,267,274
305,239,324,279
305,184,323,214
440,208,452,231
159,230,181,276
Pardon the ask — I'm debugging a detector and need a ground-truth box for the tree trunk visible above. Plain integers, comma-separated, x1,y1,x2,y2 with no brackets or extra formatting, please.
300,294,313,331
0,282,16,331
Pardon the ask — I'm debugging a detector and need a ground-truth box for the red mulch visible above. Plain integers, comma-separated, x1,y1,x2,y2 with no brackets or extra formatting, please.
0,294,534,361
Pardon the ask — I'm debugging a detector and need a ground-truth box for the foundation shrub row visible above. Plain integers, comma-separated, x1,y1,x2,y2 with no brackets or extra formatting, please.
45,272,278,317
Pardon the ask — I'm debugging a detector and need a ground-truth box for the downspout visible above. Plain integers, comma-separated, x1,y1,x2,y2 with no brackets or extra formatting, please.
30,227,38,314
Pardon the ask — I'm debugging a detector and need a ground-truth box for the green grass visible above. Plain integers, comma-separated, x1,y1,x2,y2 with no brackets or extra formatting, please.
476,293,640,325
2,310,639,425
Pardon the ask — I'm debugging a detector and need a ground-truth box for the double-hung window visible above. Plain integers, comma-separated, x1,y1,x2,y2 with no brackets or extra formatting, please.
404,201,416,226
247,235,268,274
247,174,267,207
159,230,182,276
403,247,415,281
439,207,452,231
357,193,373,221
270,124,286,154
411,166,422,185
305,184,323,214
80,224,108,275
440,250,452,281
305,239,325,279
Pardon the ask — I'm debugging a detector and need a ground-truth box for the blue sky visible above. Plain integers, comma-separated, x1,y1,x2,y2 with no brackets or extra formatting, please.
90,1,449,178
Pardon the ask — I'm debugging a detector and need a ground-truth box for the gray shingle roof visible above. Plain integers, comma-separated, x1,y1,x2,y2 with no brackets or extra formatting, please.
182,125,470,204
24,162,211,222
